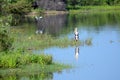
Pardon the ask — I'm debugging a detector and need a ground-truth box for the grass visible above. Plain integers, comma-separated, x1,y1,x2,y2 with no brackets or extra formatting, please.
0,26,75,78
0,14,93,78
0,63,71,78
0,51,71,79
69,5,120,14
0,52,52,68
28,6,120,15
11,27,81,51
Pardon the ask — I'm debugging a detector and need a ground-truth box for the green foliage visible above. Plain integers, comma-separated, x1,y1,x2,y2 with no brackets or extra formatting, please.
0,53,53,68
6,0,31,15
0,63,70,80
0,53,18,68
0,16,13,52
1,0,32,15
66,0,120,10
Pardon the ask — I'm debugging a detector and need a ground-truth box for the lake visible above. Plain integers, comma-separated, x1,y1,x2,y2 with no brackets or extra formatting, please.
2,12,120,80
34,12,120,80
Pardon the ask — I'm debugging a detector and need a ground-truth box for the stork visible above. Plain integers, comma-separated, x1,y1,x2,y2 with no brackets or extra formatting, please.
74,27,79,41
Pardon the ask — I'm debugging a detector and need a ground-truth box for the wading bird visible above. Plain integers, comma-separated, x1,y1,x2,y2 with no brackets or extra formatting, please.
74,27,79,41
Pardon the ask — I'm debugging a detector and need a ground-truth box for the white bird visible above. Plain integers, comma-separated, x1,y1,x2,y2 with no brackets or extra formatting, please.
74,27,79,41
35,16,43,21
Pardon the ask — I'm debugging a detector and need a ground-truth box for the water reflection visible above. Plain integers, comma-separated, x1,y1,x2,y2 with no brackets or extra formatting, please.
0,72,53,80
35,16,45,34
10,12,120,80
14,12,120,37
34,12,120,37
35,14,67,36
75,46,79,60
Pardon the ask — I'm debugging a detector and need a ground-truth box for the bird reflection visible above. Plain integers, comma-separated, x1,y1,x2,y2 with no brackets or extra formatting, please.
75,46,79,60
35,16,45,34
35,30,43,34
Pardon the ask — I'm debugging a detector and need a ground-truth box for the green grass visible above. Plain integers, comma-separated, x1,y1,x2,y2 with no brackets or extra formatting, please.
0,27,74,78
11,28,81,51
69,5,120,14
0,63,71,77
0,52,52,68
0,52,71,78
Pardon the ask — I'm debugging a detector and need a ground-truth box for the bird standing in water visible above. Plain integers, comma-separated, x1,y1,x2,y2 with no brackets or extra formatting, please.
74,27,79,41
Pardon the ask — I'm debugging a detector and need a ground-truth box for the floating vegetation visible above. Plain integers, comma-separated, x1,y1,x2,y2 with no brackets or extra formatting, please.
85,38,92,46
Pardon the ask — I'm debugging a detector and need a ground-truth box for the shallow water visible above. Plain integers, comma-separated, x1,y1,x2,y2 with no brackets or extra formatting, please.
35,25,120,80
34,12,120,80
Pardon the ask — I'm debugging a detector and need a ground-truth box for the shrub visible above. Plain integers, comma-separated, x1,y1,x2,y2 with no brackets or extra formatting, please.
0,16,13,52
6,0,31,15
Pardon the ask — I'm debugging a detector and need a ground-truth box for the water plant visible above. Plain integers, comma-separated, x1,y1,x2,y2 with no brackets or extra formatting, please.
85,38,92,46
0,52,52,68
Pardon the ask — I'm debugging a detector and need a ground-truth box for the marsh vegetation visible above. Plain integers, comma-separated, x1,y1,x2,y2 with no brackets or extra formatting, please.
0,0,120,80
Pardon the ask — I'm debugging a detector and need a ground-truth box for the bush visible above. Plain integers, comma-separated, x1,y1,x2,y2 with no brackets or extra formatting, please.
6,0,31,15
0,17,14,52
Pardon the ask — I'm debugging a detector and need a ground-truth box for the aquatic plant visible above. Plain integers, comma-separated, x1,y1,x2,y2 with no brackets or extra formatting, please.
0,62,71,79
11,31,75,50
11,28,81,50
85,38,92,46
0,53,52,68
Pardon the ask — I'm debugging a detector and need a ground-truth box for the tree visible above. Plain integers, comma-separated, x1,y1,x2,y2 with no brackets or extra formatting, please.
6,0,31,15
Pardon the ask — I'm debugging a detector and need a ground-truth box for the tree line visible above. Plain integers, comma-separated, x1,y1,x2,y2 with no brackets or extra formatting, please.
0,0,120,15
66,0,120,9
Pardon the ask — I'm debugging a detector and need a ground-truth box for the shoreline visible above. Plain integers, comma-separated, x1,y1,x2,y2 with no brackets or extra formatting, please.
27,10,69,17
27,5,120,16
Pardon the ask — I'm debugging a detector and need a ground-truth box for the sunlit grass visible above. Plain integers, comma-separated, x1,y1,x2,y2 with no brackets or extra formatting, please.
69,6,120,14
